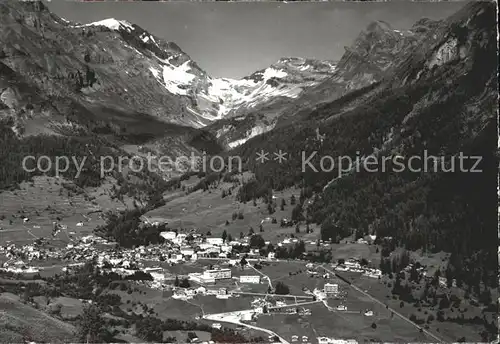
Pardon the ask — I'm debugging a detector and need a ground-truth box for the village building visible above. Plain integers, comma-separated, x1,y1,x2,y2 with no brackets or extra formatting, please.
324,283,339,295
160,231,177,241
239,275,261,284
203,268,232,280
206,237,224,246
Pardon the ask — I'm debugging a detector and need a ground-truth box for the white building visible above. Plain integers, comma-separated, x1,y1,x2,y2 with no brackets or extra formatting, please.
211,323,222,330
180,247,195,256
324,283,339,294
254,306,264,314
160,231,177,241
200,275,215,284
203,268,231,280
173,233,187,245
268,252,276,260
220,245,232,253
240,312,253,322
239,275,261,284
206,238,224,246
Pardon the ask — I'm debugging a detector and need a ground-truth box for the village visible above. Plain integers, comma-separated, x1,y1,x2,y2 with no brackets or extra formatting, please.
0,218,392,344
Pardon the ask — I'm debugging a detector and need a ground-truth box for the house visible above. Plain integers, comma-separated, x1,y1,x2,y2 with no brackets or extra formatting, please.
240,312,253,322
206,238,224,246
302,336,309,342
199,275,215,284
76,222,84,227
276,301,286,307
239,275,261,284
336,305,347,311
203,268,231,280
291,335,299,342
195,286,207,294
160,231,177,241
173,234,187,245
324,283,338,294
181,247,195,256
364,310,373,316
267,252,276,260
220,245,232,253
211,323,222,330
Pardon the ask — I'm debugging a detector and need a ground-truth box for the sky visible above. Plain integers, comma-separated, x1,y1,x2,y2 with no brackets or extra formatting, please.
46,0,466,79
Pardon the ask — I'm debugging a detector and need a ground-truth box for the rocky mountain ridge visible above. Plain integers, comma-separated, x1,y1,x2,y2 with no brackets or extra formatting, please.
0,0,338,135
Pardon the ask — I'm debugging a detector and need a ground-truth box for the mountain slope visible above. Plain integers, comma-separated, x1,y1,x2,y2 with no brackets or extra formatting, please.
231,0,498,304
1,0,338,132
208,18,440,148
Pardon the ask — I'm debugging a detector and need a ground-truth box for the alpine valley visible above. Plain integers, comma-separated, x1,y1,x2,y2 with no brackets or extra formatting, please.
0,1,497,344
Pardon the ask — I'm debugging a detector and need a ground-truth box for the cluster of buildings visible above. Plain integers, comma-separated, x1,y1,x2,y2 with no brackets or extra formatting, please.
172,286,231,300
317,338,358,344
334,258,382,278
188,268,232,284
188,266,261,286
0,235,112,273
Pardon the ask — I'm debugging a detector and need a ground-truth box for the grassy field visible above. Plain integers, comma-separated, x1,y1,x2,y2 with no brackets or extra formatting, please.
32,295,84,320
0,292,76,343
0,176,135,247
255,297,432,344
144,174,321,244
347,272,490,342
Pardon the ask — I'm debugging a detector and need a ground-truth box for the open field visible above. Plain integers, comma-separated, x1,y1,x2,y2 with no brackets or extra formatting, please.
0,176,134,246
185,295,255,314
33,295,84,320
144,175,321,243
343,272,491,342
254,297,433,343
0,292,76,343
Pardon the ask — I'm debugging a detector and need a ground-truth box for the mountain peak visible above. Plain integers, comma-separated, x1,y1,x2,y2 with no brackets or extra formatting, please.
366,20,393,33
79,18,135,32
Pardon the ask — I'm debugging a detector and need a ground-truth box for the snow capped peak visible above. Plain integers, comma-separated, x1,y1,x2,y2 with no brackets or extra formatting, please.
263,67,288,79
78,18,134,31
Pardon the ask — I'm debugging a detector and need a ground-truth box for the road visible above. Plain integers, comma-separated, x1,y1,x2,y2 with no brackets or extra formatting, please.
319,265,445,343
267,300,321,310
232,291,313,299
249,264,273,289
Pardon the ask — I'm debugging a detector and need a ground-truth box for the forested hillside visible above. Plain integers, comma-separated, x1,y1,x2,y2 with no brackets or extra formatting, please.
231,1,498,295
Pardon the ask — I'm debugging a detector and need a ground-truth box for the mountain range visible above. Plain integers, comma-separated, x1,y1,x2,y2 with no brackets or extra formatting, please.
0,0,498,342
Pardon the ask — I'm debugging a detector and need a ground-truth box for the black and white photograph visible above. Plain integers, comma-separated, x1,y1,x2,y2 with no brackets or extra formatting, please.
0,0,498,343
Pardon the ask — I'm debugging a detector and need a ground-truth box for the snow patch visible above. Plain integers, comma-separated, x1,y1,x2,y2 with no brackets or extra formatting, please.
75,18,134,32
161,61,196,96
262,68,287,79
228,125,275,148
